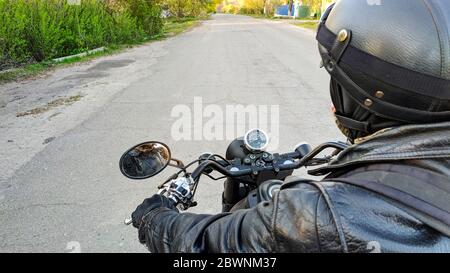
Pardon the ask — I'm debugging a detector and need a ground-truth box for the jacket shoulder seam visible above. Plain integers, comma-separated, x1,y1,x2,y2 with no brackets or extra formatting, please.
271,190,281,253
311,182,349,253
314,192,323,252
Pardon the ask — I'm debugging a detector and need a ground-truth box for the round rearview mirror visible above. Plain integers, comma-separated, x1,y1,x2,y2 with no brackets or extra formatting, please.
119,142,171,180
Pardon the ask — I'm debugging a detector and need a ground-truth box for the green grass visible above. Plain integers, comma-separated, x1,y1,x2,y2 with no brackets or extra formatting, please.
0,62,49,83
0,47,116,83
293,21,319,31
0,18,204,84
0,0,163,66
246,14,275,19
162,17,203,37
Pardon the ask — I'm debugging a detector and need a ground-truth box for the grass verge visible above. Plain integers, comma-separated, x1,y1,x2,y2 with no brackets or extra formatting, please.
0,17,204,84
246,14,275,19
162,17,204,37
292,21,319,31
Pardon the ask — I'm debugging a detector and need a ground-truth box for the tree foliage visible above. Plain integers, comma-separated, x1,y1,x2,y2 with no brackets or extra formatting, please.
239,0,265,15
219,0,333,17
163,0,212,18
302,0,333,17
220,0,291,16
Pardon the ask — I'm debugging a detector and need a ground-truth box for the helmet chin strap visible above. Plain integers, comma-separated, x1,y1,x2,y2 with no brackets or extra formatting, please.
329,76,368,141
330,80,370,142
334,114,370,136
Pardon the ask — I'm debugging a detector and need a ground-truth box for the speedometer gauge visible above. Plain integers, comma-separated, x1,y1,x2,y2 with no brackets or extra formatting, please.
244,129,269,152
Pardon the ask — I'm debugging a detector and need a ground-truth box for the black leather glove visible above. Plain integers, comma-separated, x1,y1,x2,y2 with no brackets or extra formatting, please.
131,194,177,244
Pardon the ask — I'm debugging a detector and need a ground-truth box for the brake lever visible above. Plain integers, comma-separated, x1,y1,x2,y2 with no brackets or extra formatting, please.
158,173,180,189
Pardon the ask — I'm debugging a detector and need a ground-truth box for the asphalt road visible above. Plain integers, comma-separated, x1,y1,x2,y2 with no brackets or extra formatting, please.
0,14,342,252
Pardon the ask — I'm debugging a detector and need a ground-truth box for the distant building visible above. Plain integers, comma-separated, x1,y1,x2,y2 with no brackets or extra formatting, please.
275,0,334,19
274,0,300,18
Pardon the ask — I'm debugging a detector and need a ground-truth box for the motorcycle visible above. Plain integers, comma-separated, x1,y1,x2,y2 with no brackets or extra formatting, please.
119,129,348,225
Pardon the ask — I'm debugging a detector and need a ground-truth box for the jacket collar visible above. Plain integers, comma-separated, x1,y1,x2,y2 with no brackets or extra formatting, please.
309,122,450,176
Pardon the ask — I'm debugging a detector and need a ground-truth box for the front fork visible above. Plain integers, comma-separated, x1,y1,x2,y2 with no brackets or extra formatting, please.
222,178,250,212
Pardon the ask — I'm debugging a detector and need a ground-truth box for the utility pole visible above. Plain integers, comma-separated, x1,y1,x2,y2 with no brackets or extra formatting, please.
288,0,293,17
264,0,268,16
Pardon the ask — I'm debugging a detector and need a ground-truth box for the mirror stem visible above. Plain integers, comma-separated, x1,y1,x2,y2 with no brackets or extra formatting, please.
169,158,185,169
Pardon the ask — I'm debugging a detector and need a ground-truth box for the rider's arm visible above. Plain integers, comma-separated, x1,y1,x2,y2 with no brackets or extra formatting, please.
138,182,342,253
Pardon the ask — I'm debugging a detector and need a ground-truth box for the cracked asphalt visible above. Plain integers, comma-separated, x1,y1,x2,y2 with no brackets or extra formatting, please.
0,14,342,252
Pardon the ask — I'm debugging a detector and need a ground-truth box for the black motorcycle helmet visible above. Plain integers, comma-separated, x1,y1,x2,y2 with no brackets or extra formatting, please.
317,0,450,142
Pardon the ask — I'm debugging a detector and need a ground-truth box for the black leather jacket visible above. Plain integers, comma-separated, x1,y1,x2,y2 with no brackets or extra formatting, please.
139,123,450,253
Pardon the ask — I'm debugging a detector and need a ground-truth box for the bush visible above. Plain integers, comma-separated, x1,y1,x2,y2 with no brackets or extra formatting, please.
222,4,239,14
0,0,32,68
0,0,163,69
164,0,209,18
124,0,163,36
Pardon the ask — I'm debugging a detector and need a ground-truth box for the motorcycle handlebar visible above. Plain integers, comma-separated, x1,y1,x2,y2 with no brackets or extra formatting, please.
190,141,349,181
191,151,302,181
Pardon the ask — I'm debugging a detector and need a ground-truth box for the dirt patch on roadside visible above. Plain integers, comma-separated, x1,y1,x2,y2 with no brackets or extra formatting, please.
16,95,83,117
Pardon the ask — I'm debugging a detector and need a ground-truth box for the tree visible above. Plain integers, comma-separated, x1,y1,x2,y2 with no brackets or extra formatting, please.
220,0,284,16
206,0,221,13
302,0,333,18
264,0,284,16
162,0,213,18
239,0,265,15
166,0,187,17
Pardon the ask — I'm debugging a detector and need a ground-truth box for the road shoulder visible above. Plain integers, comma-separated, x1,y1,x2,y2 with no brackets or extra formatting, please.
0,21,204,187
